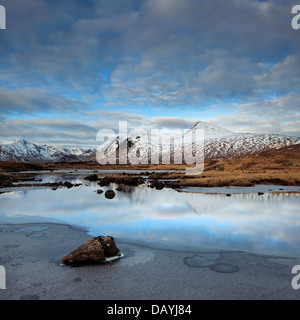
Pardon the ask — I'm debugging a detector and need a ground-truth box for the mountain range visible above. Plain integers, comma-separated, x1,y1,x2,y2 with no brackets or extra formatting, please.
98,121,300,164
1,121,299,163
0,139,96,162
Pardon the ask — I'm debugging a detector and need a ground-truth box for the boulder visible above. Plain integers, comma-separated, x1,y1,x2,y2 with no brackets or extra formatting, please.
149,181,165,190
105,190,115,199
212,164,224,171
155,182,165,190
61,237,105,265
99,236,121,258
62,236,121,265
63,182,73,189
0,174,13,188
97,189,103,194
84,174,98,182
97,175,145,187
125,176,144,186
98,177,110,186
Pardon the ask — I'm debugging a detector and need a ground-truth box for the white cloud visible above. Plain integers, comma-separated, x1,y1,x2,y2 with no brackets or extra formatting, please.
0,0,299,145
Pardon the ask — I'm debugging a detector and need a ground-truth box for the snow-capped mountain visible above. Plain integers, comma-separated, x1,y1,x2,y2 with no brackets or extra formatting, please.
203,133,300,160
0,139,96,162
1,121,300,163
97,121,300,163
187,121,235,139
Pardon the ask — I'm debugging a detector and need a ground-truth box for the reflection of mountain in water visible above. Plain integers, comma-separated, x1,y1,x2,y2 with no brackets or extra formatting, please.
1,181,300,257
180,191,300,219
105,184,300,223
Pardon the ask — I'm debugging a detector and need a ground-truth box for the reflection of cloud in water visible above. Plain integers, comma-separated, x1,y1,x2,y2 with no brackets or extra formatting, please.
0,184,299,257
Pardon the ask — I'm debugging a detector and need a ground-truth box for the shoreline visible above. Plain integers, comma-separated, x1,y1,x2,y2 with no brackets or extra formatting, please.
1,168,300,192
1,142,300,189
1,221,300,300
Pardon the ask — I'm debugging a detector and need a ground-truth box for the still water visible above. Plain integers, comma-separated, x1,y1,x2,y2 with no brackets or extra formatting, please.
1,172,300,258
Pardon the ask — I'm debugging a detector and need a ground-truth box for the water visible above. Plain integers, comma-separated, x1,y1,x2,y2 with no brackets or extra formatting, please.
1,172,300,258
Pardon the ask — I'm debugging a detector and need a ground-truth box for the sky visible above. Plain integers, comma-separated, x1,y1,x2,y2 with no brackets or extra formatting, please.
0,0,299,147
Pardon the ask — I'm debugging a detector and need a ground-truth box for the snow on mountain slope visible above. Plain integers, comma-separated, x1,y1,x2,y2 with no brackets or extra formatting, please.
0,139,96,162
187,121,235,139
203,132,300,160
97,121,300,163
1,121,300,163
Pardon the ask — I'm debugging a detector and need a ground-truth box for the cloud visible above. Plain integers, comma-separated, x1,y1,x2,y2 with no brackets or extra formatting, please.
255,55,300,95
0,87,92,118
152,117,199,129
0,112,155,146
208,95,300,137
0,119,98,147
0,0,299,144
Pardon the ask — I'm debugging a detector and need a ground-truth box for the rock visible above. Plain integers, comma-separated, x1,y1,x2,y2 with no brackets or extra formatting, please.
63,182,73,189
96,189,103,194
98,178,110,186
61,236,121,265
98,236,121,257
84,174,98,182
212,164,224,171
149,181,165,190
0,174,13,188
73,183,82,187
61,237,105,265
97,175,144,187
282,162,293,166
155,182,165,190
258,192,264,195
116,186,123,191
125,176,142,186
226,193,231,197
105,190,115,199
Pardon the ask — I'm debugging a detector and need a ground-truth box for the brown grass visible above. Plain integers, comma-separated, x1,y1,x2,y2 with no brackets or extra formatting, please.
0,143,299,187
163,144,300,187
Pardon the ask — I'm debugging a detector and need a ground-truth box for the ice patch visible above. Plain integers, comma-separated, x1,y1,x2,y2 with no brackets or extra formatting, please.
104,253,124,262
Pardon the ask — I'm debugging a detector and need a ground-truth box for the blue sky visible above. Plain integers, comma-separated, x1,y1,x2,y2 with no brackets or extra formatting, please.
0,0,299,147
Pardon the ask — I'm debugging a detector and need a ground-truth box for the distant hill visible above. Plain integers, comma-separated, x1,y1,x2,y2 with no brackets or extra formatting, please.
1,121,299,163
0,139,96,162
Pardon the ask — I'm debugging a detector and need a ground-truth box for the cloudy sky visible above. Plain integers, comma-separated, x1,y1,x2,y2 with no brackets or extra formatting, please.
0,0,299,147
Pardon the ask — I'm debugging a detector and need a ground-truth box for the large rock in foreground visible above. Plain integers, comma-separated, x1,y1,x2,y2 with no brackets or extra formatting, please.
62,236,121,265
